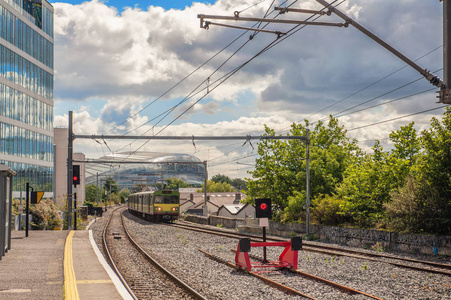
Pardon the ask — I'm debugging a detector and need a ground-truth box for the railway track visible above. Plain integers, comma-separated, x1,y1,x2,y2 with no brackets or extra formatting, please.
171,220,451,276
198,248,383,300
102,207,207,299
114,210,451,299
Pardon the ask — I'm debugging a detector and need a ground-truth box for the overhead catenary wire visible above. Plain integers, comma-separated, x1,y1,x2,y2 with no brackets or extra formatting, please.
335,87,437,119
313,68,443,125
86,0,343,174
157,0,341,135
347,106,447,132
114,1,339,161
126,0,341,167
305,45,443,121
112,2,293,154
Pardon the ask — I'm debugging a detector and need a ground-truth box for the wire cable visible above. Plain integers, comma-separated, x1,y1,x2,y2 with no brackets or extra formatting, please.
347,106,447,132
306,45,443,121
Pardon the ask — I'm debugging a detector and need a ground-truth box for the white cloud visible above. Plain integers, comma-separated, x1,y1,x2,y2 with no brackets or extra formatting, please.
53,0,445,178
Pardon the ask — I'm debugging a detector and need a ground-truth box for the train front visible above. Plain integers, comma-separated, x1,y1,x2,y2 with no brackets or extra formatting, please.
153,190,180,221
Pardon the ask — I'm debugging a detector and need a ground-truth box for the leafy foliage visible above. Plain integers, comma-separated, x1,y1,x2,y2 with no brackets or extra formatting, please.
164,177,192,189
245,117,359,222
243,108,451,235
30,199,62,230
197,180,236,192
211,174,247,190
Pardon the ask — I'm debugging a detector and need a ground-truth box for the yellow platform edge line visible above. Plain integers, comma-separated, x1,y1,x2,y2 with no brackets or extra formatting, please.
64,231,79,300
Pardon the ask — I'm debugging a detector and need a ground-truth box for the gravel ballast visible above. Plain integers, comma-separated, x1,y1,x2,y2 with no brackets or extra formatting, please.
90,210,451,300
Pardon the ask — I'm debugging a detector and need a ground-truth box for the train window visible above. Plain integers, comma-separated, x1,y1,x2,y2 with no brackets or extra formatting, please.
170,196,179,204
163,196,171,204
154,195,163,204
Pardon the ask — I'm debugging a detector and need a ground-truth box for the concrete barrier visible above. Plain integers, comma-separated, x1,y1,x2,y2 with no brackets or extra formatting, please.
187,215,451,256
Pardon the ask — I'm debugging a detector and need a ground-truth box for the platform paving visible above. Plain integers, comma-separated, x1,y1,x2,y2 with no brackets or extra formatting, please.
0,229,131,300
72,230,124,299
0,230,67,300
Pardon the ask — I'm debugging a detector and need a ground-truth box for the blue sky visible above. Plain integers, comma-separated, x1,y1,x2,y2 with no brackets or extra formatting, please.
51,0,214,10
50,0,445,178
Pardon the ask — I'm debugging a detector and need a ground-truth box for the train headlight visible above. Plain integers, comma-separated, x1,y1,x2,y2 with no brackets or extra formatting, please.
172,207,179,211
155,207,162,211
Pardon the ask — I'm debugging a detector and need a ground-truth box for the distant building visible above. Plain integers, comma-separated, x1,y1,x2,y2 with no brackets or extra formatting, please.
0,0,54,198
217,204,255,219
84,152,206,189
54,128,85,207
180,192,246,216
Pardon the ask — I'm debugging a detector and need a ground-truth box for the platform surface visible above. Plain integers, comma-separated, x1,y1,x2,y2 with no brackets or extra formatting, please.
0,229,131,300
0,230,66,300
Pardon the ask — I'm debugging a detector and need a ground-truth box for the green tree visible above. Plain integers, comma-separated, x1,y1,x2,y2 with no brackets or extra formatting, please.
211,174,231,184
415,107,451,233
197,180,236,192
245,116,359,222
119,188,131,203
164,177,192,189
85,184,103,205
231,178,247,190
333,123,421,228
103,177,119,199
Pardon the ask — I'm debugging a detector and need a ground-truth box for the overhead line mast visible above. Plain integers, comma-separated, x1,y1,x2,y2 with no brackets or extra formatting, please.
197,0,451,103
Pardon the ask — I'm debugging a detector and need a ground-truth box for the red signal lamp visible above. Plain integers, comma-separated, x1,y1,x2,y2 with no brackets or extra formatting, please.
255,198,272,218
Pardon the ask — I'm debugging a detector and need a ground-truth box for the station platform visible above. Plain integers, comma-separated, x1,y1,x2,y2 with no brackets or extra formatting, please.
0,228,133,300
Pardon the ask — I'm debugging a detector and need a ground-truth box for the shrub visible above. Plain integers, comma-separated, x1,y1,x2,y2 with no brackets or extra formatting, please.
311,194,350,226
30,199,62,230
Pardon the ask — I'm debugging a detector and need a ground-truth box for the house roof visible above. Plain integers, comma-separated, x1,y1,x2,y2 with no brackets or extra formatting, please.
180,192,246,208
192,200,219,209
218,204,252,215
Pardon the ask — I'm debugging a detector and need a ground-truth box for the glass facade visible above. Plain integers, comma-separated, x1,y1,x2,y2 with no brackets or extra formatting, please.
0,0,53,194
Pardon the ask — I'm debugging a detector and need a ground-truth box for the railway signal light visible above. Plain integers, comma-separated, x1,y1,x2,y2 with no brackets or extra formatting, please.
73,165,80,186
255,198,272,218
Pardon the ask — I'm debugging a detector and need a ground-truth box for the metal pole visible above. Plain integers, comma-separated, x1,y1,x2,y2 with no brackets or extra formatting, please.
96,172,99,206
74,134,308,141
7,173,13,250
315,0,444,89
74,192,77,230
203,161,208,217
18,190,22,231
25,182,29,237
305,129,311,238
262,226,268,263
444,0,451,89
67,111,73,230
53,144,56,202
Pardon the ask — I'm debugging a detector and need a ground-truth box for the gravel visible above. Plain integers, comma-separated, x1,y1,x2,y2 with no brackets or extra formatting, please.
90,209,451,300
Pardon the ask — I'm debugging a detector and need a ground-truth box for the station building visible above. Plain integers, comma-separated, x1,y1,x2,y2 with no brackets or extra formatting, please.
0,0,54,198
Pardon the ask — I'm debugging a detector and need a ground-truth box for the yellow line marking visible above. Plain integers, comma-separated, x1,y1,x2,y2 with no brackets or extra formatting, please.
76,280,113,284
64,231,79,300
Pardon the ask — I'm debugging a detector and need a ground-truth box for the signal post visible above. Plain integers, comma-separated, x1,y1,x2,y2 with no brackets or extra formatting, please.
235,198,302,272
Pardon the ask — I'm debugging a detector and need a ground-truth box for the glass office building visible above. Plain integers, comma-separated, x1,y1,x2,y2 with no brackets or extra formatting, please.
0,0,53,196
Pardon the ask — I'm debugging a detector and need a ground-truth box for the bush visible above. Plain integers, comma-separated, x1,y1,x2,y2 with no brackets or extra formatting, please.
30,199,62,230
311,194,350,226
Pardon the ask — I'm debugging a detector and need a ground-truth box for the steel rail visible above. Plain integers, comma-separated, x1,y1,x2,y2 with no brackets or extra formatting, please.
171,221,451,276
121,211,207,300
235,249,384,300
198,248,317,300
102,207,139,300
301,243,451,271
